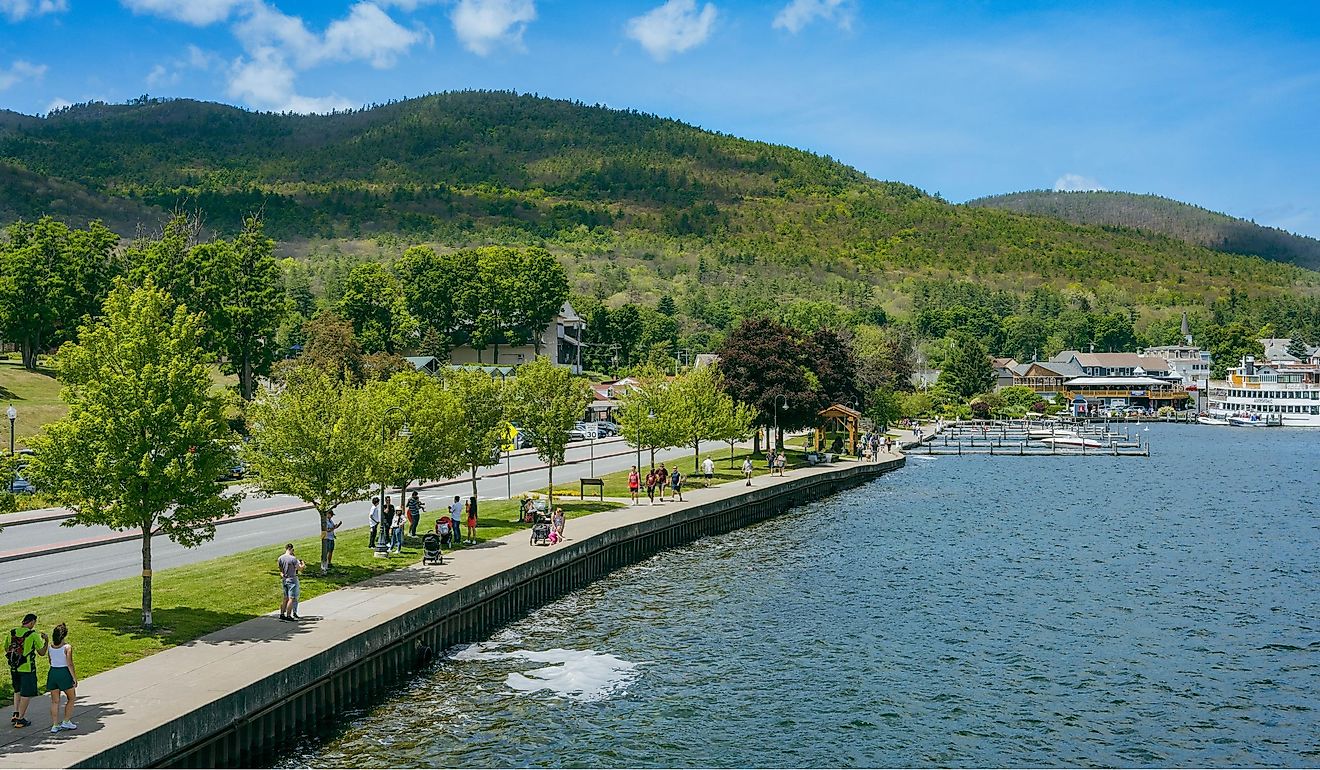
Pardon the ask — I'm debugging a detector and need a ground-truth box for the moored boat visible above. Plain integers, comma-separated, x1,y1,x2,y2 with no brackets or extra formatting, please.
1039,435,1105,448
1196,416,1230,426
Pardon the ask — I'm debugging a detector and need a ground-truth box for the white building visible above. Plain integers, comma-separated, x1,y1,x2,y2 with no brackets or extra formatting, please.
448,301,585,374
1141,344,1212,386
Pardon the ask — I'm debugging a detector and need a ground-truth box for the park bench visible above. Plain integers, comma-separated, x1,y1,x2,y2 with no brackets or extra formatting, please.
580,477,604,501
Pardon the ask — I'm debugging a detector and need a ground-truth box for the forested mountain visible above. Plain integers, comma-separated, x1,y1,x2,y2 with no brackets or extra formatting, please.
1,91,1318,356
966,190,1320,271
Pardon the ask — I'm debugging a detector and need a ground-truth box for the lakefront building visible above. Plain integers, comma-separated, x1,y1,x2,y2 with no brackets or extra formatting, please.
448,301,586,374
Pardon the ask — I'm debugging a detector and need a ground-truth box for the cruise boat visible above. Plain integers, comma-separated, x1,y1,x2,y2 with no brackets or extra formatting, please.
1207,357,1320,428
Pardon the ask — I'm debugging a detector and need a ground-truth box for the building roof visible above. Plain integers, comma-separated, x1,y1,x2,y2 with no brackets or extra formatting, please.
1021,360,1087,379
445,364,516,377
991,357,1019,370
1054,351,1171,372
1064,376,1175,387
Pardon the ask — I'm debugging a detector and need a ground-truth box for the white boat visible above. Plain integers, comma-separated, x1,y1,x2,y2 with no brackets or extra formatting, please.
1207,357,1320,427
1196,416,1230,426
1027,428,1076,439
1228,414,1273,427
1039,435,1105,448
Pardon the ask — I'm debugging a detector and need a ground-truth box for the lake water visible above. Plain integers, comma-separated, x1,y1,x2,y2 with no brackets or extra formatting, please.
286,424,1319,767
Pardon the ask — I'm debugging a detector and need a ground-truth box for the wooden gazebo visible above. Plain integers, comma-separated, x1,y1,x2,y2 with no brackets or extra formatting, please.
813,403,861,456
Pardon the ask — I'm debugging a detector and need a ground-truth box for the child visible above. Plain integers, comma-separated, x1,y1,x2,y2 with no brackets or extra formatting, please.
551,507,566,540
435,516,452,549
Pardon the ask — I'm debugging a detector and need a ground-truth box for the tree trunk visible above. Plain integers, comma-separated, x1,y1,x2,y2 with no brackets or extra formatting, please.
693,439,700,473
141,525,153,628
240,350,253,401
728,440,736,468
753,429,761,457
777,426,784,451
470,466,478,505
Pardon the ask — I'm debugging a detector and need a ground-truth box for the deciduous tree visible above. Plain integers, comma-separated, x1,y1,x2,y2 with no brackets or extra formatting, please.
0,217,119,370
244,366,374,572
446,369,508,503
27,280,239,627
507,357,591,504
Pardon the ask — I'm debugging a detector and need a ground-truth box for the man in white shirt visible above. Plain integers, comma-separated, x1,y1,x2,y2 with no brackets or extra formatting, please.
368,496,381,549
448,496,463,547
742,458,754,486
702,456,714,487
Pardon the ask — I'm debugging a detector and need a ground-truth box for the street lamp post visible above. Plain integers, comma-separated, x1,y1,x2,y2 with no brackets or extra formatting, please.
6,404,14,493
772,395,789,452
377,405,410,553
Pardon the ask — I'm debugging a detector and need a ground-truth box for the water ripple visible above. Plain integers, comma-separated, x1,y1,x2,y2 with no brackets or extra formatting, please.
285,425,1319,768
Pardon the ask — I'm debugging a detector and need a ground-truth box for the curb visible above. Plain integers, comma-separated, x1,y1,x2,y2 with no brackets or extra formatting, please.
0,443,665,564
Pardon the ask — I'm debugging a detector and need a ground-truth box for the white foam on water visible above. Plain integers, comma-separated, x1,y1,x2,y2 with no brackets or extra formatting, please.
451,643,642,701
503,648,642,702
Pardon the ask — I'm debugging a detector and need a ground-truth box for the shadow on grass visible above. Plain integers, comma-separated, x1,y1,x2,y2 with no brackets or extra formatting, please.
0,699,126,755
82,607,255,644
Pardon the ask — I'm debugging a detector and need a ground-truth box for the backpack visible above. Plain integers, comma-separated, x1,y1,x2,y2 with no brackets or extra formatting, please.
6,628,32,671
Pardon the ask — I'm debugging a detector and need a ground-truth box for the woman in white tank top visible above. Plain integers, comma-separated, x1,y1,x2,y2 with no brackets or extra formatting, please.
46,623,77,733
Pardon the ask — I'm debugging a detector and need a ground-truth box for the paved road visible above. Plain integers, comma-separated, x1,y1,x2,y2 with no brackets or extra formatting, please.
0,437,732,601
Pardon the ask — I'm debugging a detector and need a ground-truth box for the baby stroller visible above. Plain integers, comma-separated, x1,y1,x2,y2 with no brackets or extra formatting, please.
421,533,443,565
530,512,552,546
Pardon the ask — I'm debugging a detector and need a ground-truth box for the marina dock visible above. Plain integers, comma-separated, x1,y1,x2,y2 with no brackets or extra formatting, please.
923,420,1151,457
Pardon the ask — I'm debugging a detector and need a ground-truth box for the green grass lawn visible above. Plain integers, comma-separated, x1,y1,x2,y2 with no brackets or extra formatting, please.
0,498,620,704
0,361,65,451
585,448,812,498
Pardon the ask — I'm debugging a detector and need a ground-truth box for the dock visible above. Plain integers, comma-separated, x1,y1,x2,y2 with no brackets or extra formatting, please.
921,420,1150,457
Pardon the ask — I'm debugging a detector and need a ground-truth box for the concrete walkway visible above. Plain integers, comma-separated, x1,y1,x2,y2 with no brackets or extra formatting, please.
0,449,905,767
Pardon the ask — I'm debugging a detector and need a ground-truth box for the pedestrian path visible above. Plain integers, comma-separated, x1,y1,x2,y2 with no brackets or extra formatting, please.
0,450,904,767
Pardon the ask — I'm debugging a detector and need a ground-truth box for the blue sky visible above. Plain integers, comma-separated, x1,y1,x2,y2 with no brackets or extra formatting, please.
2,0,1319,236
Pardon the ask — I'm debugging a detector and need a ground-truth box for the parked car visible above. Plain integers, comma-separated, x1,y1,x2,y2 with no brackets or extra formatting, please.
590,420,620,437
568,422,597,441
10,474,35,494
220,462,246,482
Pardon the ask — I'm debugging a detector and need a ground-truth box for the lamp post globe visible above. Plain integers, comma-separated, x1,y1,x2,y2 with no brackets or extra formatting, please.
6,404,14,457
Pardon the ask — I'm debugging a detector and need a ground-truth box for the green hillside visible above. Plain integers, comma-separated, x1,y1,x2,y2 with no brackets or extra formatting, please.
966,190,1320,272
1,92,1317,329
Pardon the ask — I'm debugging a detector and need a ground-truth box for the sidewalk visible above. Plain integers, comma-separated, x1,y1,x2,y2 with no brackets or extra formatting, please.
0,450,904,767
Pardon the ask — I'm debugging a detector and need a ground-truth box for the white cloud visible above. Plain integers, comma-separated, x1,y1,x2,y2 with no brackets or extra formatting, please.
144,45,221,91
126,1,427,113
324,1,426,67
44,96,71,114
233,2,423,69
0,59,46,91
772,0,852,34
626,0,716,61
120,0,249,26
0,0,67,22
226,46,351,113
450,0,536,56
1053,173,1107,192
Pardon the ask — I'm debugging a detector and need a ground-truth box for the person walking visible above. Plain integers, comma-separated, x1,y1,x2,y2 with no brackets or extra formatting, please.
321,510,341,574
448,496,463,548
742,457,754,486
628,467,640,505
406,491,423,538
465,497,478,544
669,467,684,502
390,502,405,553
8,613,47,728
656,463,668,502
702,456,714,487
44,623,76,734
775,451,787,476
278,543,304,622
368,496,381,549
644,468,656,505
